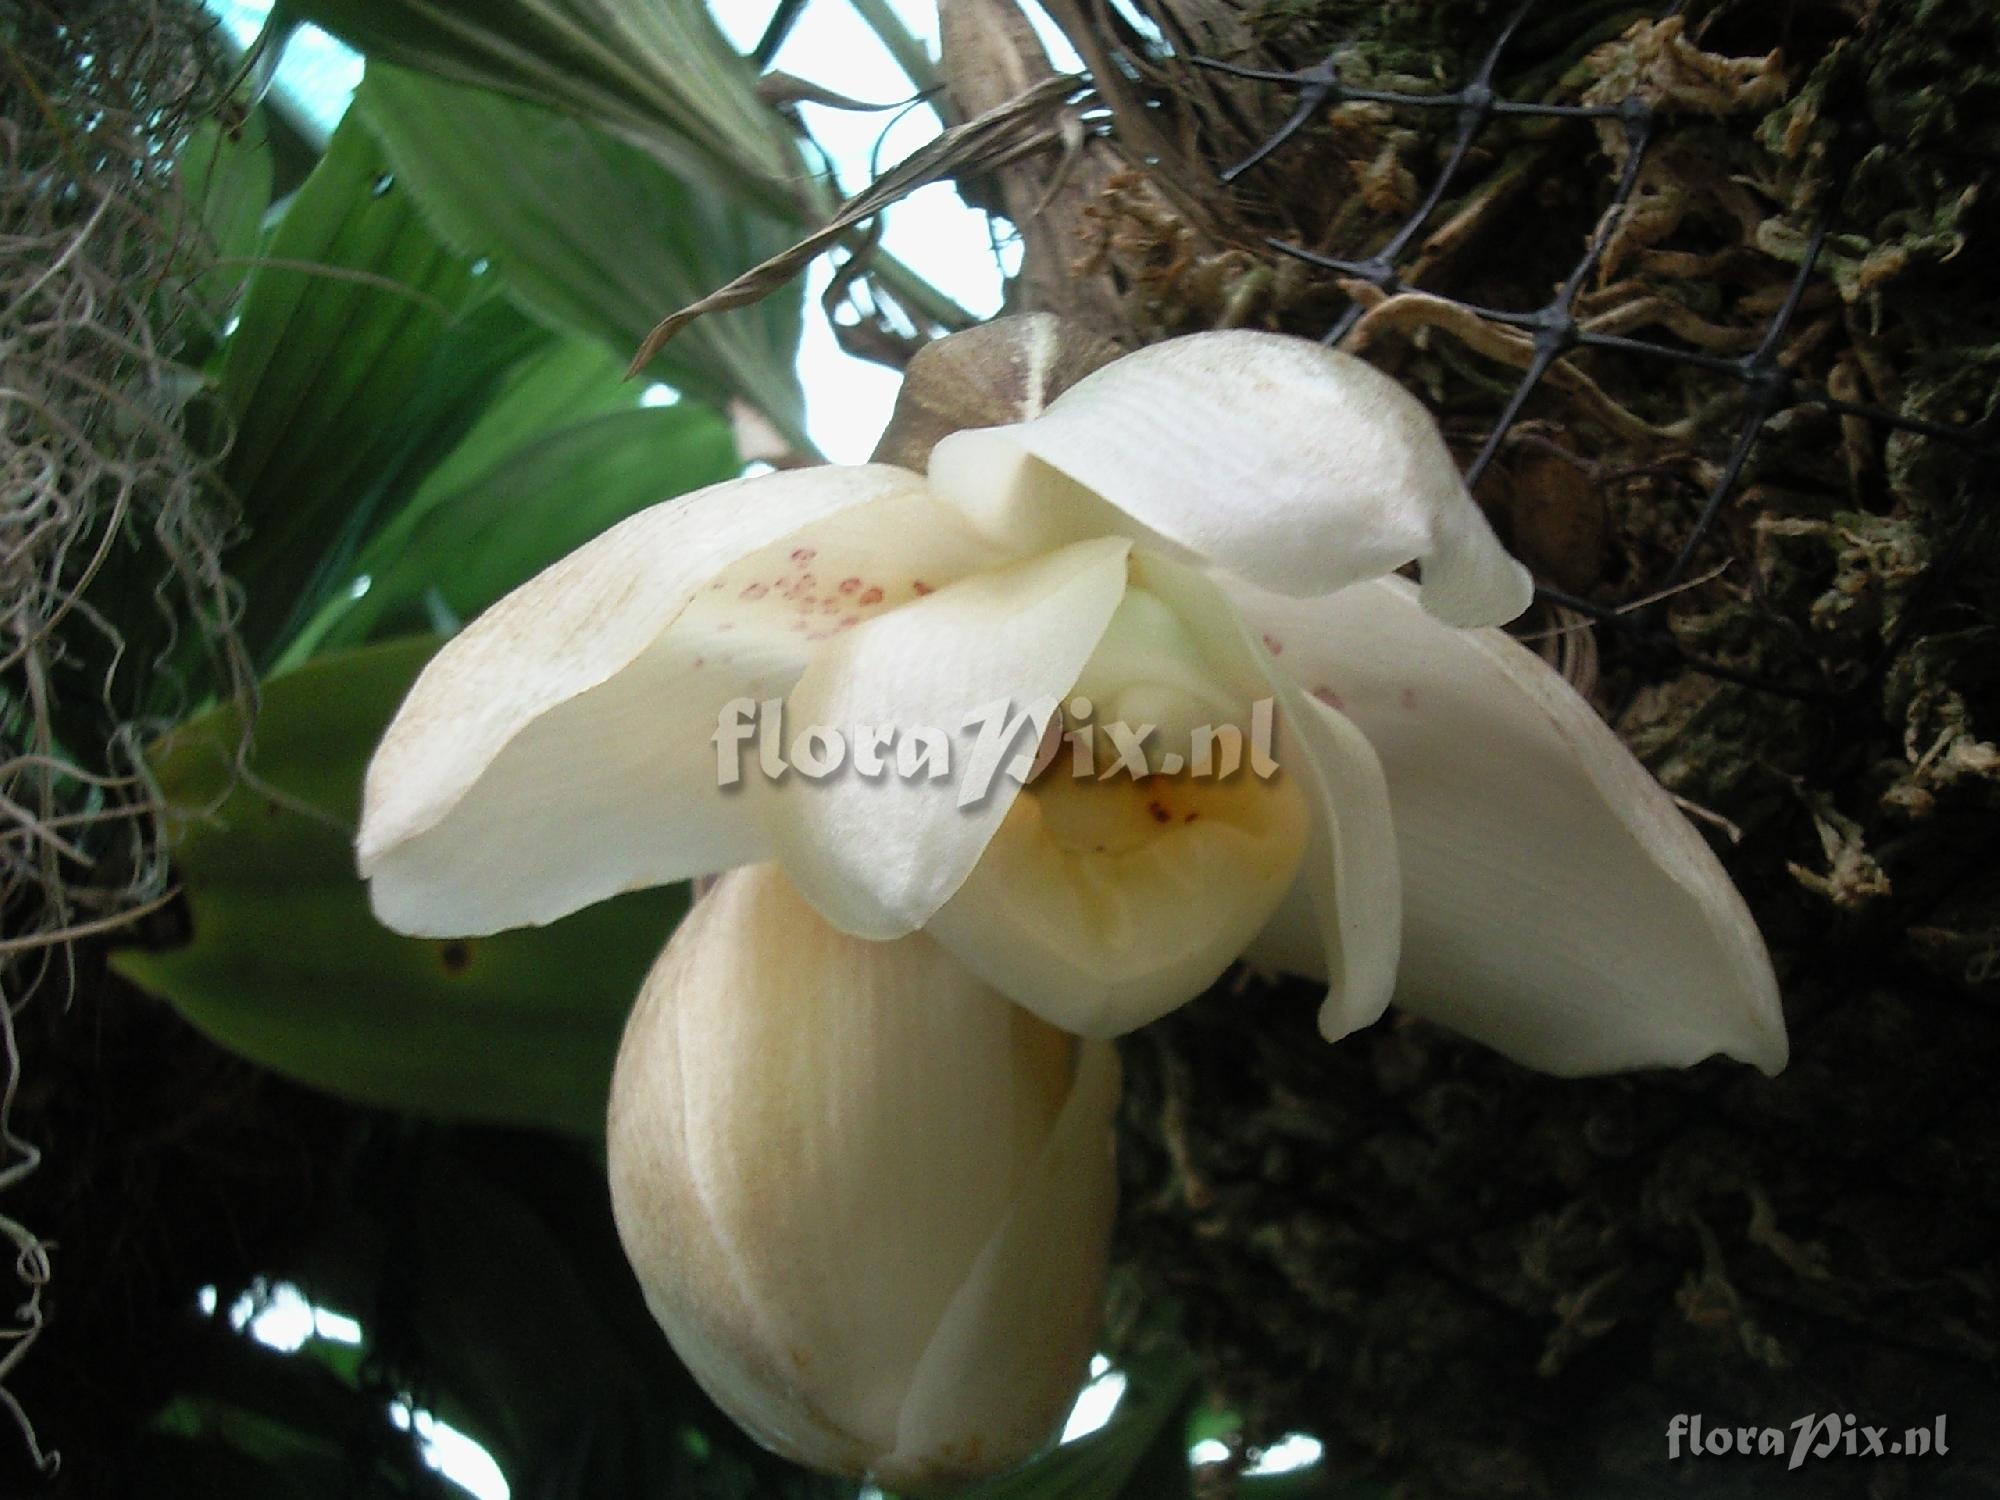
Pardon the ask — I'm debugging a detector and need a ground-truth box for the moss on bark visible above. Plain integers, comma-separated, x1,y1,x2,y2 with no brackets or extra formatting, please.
1076,1,2000,1492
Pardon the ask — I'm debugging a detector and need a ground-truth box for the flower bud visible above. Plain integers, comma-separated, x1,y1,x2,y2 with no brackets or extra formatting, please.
870,313,1124,472
607,862,1120,1492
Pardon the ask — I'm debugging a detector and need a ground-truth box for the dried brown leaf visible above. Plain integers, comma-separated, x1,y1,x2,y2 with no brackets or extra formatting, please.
628,75,1077,377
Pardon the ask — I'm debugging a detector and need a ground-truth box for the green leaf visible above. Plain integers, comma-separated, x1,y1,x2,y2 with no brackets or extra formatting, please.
216,113,544,665
272,335,739,663
380,333,647,510
353,65,808,447
178,108,275,329
113,636,683,1137
315,401,738,651
284,1134,859,1500
285,0,811,223
140,1326,462,1500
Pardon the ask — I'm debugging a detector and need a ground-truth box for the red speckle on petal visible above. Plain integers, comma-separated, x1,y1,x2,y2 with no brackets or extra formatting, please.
858,586,885,606
911,580,934,596
691,656,705,669
839,577,861,594
1262,633,1283,656
839,614,860,630
790,547,816,564
1146,800,1171,824
739,582,769,601
1401,687,1419,711
1311,685,1344,711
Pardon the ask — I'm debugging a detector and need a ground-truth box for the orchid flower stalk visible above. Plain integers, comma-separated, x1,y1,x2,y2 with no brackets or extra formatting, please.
357,321,1785,1486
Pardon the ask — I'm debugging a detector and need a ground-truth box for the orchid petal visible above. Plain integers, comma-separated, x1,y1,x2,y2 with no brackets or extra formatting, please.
359,466,1006,935
1234,575,1787,1075
1135,556,1403,1040
923,572,1316,1036
606,864,1113,1486
887,1035,1118,1490
765,537,1132,939
927,331,1532,624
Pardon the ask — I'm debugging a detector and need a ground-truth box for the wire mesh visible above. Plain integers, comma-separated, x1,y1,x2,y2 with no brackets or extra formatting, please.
1114,17,2000,1487
1197,0,1995,705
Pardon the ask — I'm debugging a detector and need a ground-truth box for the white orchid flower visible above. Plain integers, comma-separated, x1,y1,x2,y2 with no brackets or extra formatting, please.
608,862,1117,1492
358,325,1786,1077
358,323,1785,1487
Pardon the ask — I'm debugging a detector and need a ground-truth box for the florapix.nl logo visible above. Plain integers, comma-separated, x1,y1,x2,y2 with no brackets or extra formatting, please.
713,694,1281,805
1667,1413,1949,1472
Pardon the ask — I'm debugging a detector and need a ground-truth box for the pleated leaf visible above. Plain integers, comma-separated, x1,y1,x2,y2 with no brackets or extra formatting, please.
286,0,808,221
304,372,738,652
215,115,543,664
353,64,807,445
113,636,684,1138
178,108,274,328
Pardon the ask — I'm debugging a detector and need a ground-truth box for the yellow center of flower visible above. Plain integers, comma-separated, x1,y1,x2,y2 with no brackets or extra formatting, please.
925,584,1310,1036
